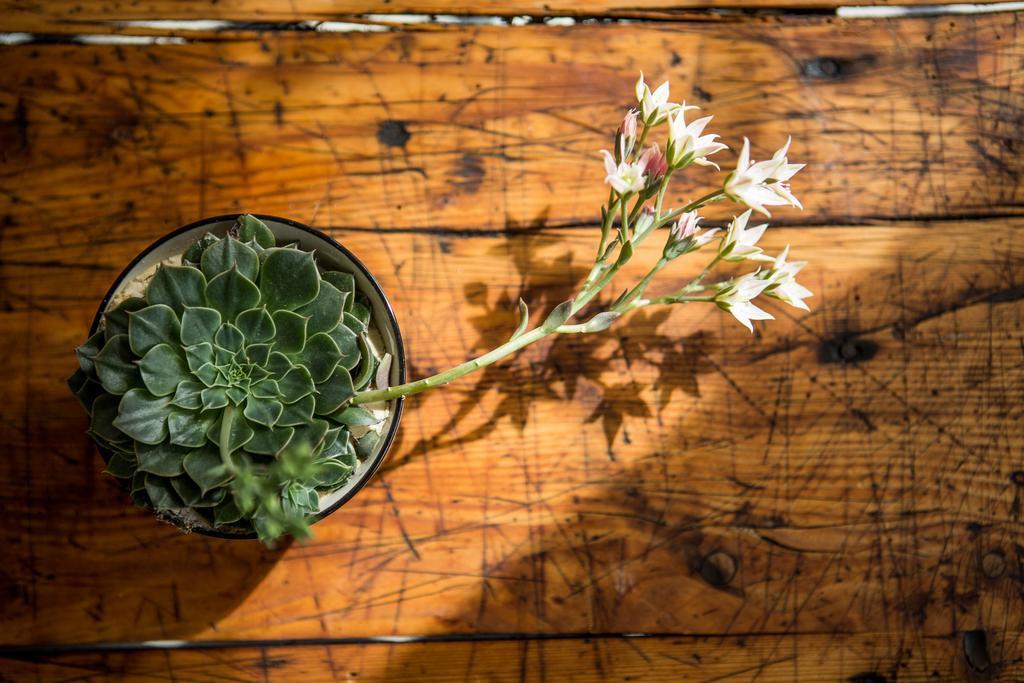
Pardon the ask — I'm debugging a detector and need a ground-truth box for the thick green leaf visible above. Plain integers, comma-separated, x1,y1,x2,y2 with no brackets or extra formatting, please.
171,476,205,507
226,386,248,405
93,334,140,395
290,419,330,451
69,369,104,414
353,431,379,460
277,394,315,426
342,311,366,335
129,304,181,356
213,497,244,525
201,386,229,410
244,396,283,427
75,330,105,374
136,440,189,476
171,380,205,410
265,351,294,377
314,365,355,415
201,236,259,282
245,343,272,366
293,333,341,383
215,323,245,353
180,307,222,346
333,405,383,427
236,307,275,343
104,297,148,338
90,393,125,443
251,379,280,399
147,265,207,314
139,343,189,397
277,366,315,403
271,310,307,354
348,301,371,329
314,460,353,488
245,424,294,455
183,445,232,494
322,270,355,302
214,344,236,367
259,248,320,311
237,215,275,249
168,407,217,448
206,267,260,322
193,362,220,387
184,342,214,372
182,232,219,266
351,335,377,391
144,474,183,510
206,413,255,453
295,280,344,335
104,452,137,479
320,427,354,460
328,324,361,371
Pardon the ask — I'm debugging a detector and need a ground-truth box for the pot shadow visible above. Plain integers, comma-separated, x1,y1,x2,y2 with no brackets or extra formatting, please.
3,435,290,645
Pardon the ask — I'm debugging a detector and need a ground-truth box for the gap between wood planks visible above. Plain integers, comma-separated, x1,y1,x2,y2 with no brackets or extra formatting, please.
1,2,1023,45
0,630,964,655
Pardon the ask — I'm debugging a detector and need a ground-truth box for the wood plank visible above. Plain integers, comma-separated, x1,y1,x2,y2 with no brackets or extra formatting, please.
2,632,1019,682
1,15,1022,238
2,218,1024,655
1,1,1003,36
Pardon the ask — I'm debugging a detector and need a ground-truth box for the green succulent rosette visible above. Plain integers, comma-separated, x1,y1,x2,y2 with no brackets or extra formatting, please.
68,215,388,543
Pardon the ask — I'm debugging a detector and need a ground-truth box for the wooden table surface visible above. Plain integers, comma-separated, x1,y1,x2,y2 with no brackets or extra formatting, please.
2,1,1024,681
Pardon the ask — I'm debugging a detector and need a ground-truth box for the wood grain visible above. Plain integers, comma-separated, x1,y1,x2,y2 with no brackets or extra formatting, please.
3,11,1024,682
1,14,1022,238
4,218,1024,671
1,0,1002,36
3,632,1021,681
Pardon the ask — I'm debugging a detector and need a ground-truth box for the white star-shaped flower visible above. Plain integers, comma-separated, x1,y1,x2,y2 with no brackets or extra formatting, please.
723,137,805,216
715,273,775,333
634,72,682,125
667,109,728,169
763,245,813,311
600,150,646,195
719,209,770,262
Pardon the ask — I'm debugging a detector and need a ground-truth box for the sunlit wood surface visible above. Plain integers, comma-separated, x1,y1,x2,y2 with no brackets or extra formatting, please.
2,4,1024,681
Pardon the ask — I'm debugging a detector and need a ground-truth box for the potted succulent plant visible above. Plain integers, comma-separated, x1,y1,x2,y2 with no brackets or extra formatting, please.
69,75,812,544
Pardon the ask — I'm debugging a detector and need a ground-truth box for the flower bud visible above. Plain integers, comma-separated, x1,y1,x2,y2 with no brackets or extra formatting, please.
620,109,639,139
638,144,668,184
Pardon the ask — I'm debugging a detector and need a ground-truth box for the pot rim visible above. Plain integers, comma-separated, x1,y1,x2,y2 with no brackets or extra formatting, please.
90,213,406,540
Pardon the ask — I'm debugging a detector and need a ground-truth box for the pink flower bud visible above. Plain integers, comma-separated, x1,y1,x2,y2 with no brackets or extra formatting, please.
671,211,701,240
620,109,639,139
638,144,668,181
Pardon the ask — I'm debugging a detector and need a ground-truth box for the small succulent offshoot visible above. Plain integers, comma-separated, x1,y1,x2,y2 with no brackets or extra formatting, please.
70,75,814,545
69,215,389,543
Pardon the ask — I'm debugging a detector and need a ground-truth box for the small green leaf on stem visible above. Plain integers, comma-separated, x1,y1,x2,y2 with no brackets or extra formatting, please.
583,311,621,333
543,300,574,331
510,298,529,340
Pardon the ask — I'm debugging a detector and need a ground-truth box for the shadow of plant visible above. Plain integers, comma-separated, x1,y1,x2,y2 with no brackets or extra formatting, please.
387,212,718,468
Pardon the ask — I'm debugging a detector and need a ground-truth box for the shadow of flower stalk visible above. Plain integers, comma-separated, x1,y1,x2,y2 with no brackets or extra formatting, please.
360,73,810,436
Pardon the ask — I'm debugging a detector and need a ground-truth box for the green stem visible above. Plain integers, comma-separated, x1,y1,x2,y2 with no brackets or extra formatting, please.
595,193,618,264
613,258,668,313
352,326,551,404
618,196,629,243
220,403,238,474
652,294,716,305
660,189,726,224
684,254,722,292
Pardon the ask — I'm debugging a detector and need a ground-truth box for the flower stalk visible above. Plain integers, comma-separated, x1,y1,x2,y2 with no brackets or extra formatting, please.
354,73,813,405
